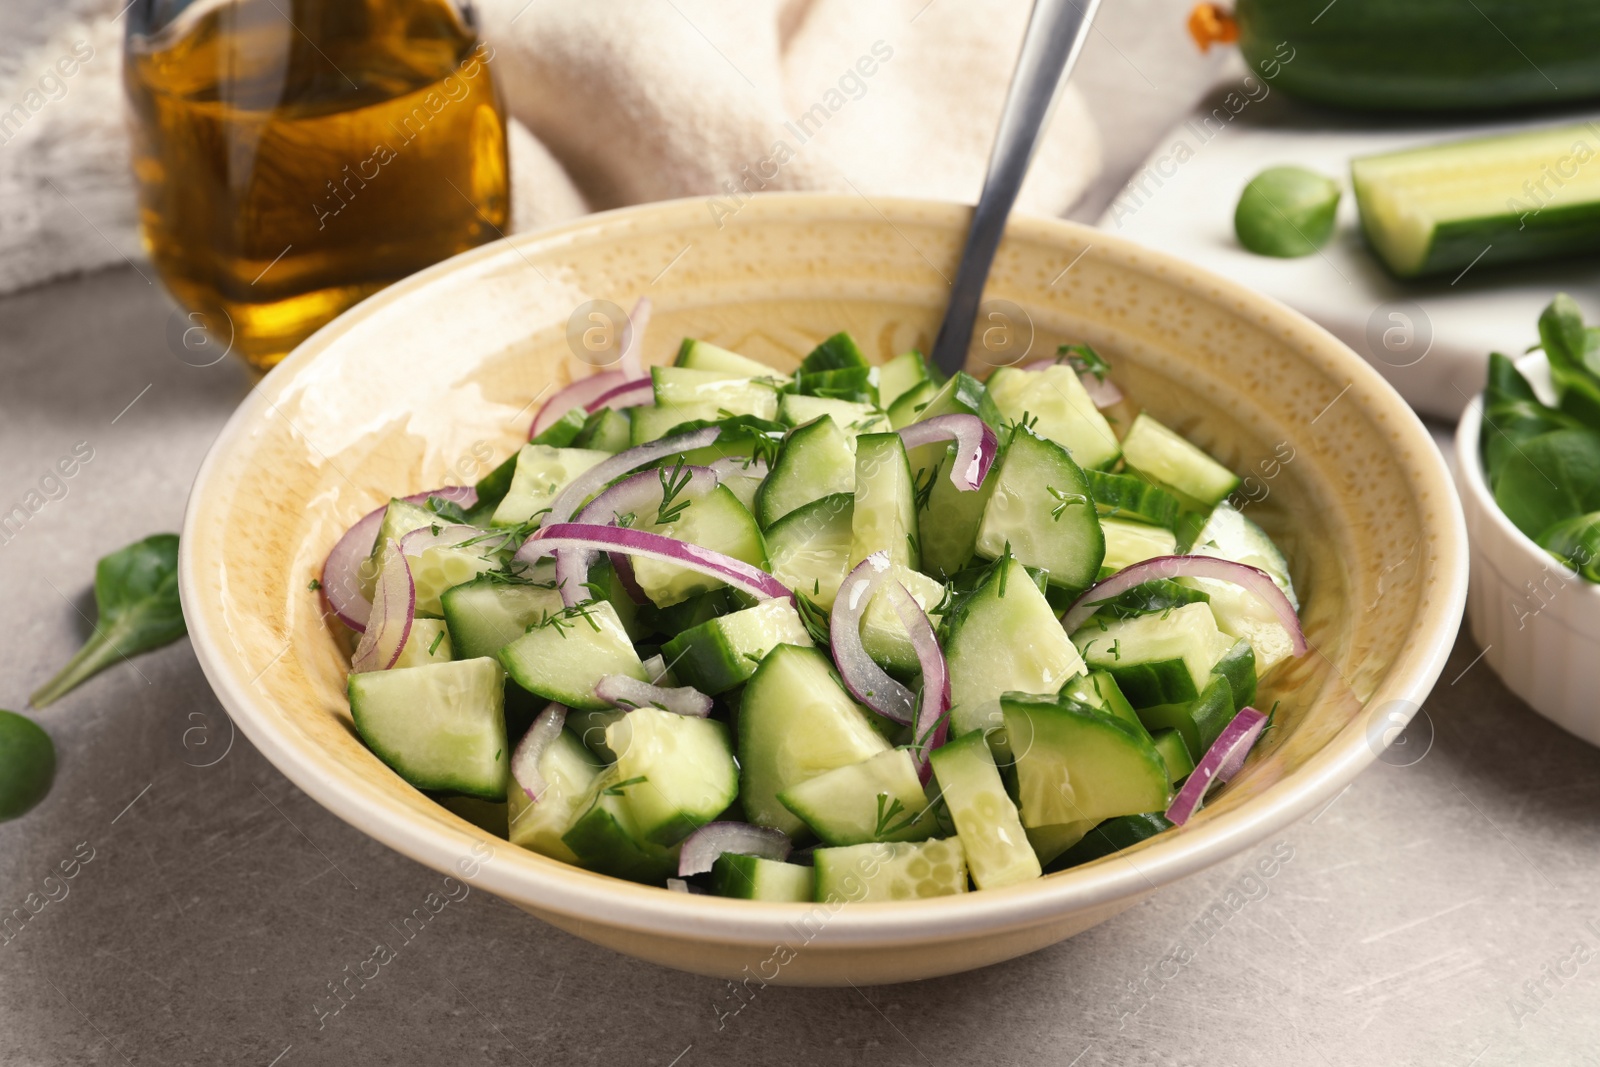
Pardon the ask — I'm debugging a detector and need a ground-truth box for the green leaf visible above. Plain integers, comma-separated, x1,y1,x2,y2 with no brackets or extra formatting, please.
1480,352,1586,480
1492,430,1600,543
30,534,186,707
0,710,55,820
1537,511,1600,581
1538,294,1600,431
1233,166,1341,258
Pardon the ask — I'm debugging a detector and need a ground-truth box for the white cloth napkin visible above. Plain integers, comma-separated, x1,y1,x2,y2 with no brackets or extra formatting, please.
0,0,1101,296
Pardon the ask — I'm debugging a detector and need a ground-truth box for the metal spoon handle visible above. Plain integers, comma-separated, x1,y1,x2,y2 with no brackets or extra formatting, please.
929,0,1102,378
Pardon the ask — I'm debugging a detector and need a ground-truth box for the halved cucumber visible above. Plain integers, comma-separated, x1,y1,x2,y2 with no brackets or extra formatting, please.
813,838,968,902
490,444,613,528
507,726,603,864
1120,413,1239,508
675,338,776,376
1086,470,1180,529
1000,694,1171,828
763,493,854,609
738,645,891,836
974,425,1104,592
1101,517,1178,573
349,657,508,800
440,572,565,660
850,432,919,570
497,600,647,710
986,364,1120,470
603,708,738,845
756,415,855,527
777,748,938,846
929,732,1040,890
711,854,816,901
659,598,814,695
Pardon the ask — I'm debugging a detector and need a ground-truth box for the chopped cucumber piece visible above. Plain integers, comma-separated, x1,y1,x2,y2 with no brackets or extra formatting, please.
987,364,1120,470
1000,694,1171,828
651,366,782,421
393,618,452,668
850,432,919,570
756,415,856,527
530,407,588,447
507,727,603,864
778,394,888,435
1045,812,1173,873
675,338,775,376
800,332,870,372
918,439,1001,579
1101,517,1178,572
813,838,968,902
1095,578,1210,621
763,493,854,609
498,600,647,710
630,403,719,447
777,748,938,846
1151,728,1195,785
572,407,632,453
603,708,738,845
1072,602,1232,709
738,645,891,836
561,770,680,883
711,854,816,901
631,484,767,608
887,379,939,430
349,657,508,800
1187,501,1297,606
929,732,1040,890
659,598,814,694
491,444,613,527
1120,413,1239,508
974,426,1103,592
410,543,503,618
1086,470,1180,529
1062,670,1144,732
1024,820,1096,866
362,500,435,597
878,350,933,410
859,566,946,676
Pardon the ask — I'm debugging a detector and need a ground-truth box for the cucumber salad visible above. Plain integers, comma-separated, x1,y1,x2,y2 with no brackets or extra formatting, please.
320,300,1306,903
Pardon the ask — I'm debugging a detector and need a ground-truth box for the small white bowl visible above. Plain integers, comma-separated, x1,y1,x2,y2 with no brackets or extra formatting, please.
1456,353,1600,747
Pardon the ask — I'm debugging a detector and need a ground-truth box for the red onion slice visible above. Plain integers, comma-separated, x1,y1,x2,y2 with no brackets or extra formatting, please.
516,524,792,603
678,822,791,877
530,369,630,439
830,553,916,725
595,674,713,718
620,296,650,380
890,582,952,784
896,414,999,491
1165,706,1268,826
319,486,479,632
543,427,722,529
349,539,414,673
510,703,568,801
586,377,655,413
1060,555,1306,656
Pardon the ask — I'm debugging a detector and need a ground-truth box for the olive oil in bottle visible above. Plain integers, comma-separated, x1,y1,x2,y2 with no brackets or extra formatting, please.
124,0,509,370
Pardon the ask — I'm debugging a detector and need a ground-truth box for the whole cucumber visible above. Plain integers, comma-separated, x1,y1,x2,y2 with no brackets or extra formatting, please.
1236,0,1600,112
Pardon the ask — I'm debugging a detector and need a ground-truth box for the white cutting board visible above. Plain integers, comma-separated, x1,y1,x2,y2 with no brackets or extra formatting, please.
1099,86,1600,419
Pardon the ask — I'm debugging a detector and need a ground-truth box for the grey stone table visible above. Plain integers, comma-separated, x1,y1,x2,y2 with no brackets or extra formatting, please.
5,266,1600,1067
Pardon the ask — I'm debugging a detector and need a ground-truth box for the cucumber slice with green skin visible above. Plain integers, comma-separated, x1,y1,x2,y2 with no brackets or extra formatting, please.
1138,665,1245,763
776,748,938,846
812,838,968,903
507,727,603,864
1183,502,1298,676
362,500,436,596
651,366,783,421
490,444,614,528
850,432,920,570
1044,811,1173,873
878,350,933,410
778,394,888,435
659,598,814,695
917,439,1002,579
441,563,558,656
1061,670,1143,733
1101,517,1179,573
635,588,735,637
410,544,504,618
1210,638,1259,713
944,554,1087,741
799,367,879,406
530,407,588,447
756,415,856,528
1150,728,1195,785
393,618,452,668
1188,501,1297,606
763,493,854,609
675,338,776,376
738,645,892,836
1120,413,1239,508
1024,820,1095,866
567,708,628,761
799,331,870,372
603,708,738,845
1096,578,1210,621
974,426,1104,592
929,732,1041,890
572,407,632,453
887,379,940,430
469,453,520,525
1086,470,1180,529
349,657,508,801
903,371,1004,487
1352,122,1600,278
631,484,768,608
1072,602,1232,709
986,365,1121,471
1000,694,1171,829
630,403,721,447
497,600,647,710
710,854,816,901
561,771,680,883
859,566,946,676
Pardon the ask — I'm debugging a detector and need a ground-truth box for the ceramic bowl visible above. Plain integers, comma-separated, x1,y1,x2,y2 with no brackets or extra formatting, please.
179,194,1467,986
1455,353,1600,747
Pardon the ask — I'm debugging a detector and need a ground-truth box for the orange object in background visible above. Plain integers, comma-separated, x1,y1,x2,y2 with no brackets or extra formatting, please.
124,0,508,371
1187,3,1239,52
